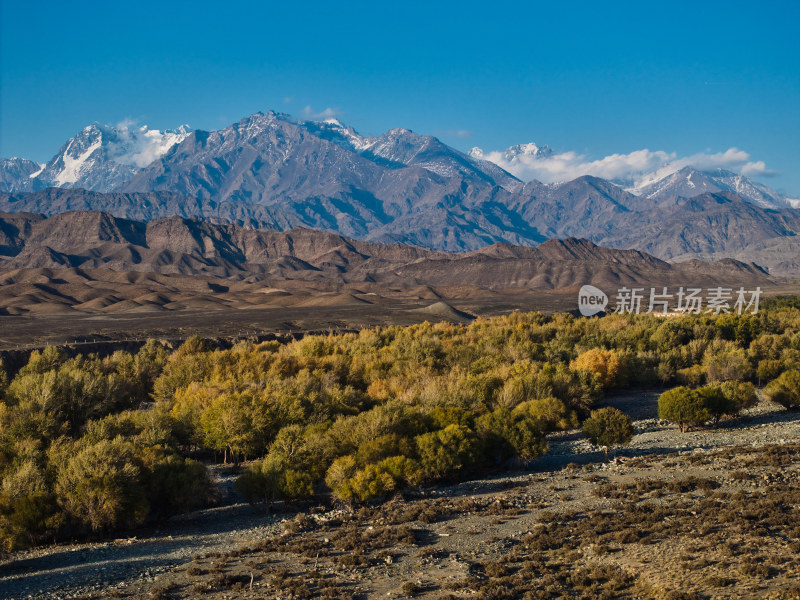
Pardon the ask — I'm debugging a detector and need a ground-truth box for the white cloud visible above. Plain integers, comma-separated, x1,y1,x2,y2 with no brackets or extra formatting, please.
115,118,138,130
740,160,773,177
302,105,342,121
471,143,774,188
107,120,191,168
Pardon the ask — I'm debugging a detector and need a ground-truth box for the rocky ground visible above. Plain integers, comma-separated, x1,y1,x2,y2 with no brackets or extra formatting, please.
2,392,799,600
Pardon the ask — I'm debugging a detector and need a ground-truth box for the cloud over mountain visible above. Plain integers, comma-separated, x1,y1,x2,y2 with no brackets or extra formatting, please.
108,120,192,168
302,106,343,120
470,144,774,188
2,110,799,274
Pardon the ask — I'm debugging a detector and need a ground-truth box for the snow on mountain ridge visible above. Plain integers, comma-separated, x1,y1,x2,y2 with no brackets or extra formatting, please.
469,142,553,162
303,117,373,152
632,166,797,210
110,123,192,168
53,138,102,185
473,139,796,209
29,121,192,192
0,157,45,192
3,112,795,208
296,117,520,188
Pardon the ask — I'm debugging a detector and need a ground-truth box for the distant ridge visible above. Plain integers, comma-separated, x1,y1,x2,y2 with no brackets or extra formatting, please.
0,211,775,316
0,210,772,284
1,112,799,274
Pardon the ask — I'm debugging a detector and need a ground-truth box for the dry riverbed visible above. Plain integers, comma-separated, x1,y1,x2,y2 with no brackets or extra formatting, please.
2,392,799,600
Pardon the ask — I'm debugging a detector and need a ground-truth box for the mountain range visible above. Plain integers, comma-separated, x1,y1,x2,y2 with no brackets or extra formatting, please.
0,211,773,317
1,112,798,276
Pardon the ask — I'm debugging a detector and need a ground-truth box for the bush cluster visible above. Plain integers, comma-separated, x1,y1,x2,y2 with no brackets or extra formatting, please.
658,381,758,431
1,301,798,547
0,342,211,551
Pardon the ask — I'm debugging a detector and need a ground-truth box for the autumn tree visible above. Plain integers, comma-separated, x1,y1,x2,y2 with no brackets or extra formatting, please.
581,407,633,458
703,342,753,382
658,387,710,432
570,348,622,388
756,359,782,385
55,439,149,533
764,370,800,408
324,455,359,502
513,396,577,432
415,424,480,480
200,391,270,465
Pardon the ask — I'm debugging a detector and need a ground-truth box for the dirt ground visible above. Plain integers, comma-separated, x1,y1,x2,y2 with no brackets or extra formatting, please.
2,283,798,353
2,392,799,600
0,292,577,352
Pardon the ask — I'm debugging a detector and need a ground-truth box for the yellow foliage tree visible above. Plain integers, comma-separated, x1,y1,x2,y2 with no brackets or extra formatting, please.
570,348,621,388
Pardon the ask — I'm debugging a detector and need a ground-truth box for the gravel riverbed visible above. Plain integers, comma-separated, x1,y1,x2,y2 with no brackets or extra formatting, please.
1,391,798,600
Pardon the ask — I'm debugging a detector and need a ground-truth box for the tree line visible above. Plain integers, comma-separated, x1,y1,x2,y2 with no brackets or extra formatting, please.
1,296,798,550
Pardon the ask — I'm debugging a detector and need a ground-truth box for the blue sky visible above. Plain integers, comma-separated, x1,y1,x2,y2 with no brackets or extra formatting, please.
1,0,799,194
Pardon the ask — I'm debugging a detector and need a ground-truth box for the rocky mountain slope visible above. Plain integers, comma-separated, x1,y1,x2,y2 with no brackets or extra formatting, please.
633,166,800,209
3,185,797,274
0,158,43,192
3,123,190,193
1,112,798,273
0,210,780,323
0,210,771,284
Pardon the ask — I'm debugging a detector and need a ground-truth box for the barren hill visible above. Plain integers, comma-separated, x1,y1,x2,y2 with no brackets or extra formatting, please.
0,211,774,318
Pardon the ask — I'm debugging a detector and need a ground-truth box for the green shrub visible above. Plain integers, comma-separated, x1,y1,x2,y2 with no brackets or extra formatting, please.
348,464,398,502
141,450,211,516
476,407,546,463
236,450,315,504
756,359,783,384
764,370,800,408
0,492,64,550
719,380,758,413
697,385,734,426
415,424,480,479
658,387,710,432
55,438,149,532
378,455,423,486
581,407,633,456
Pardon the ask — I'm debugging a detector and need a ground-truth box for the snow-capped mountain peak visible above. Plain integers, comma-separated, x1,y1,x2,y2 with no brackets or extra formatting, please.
3,112,796,209
469,142,553,162
295,117,519,188
0,157,45,192
28,122,192,192
300,116,372,152
503,142,554,161
112,122,192,168
630,165,799,209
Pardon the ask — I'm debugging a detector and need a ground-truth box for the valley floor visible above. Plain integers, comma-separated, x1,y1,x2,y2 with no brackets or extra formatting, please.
2,281,800,353
2,392,799,599
0,292,571,351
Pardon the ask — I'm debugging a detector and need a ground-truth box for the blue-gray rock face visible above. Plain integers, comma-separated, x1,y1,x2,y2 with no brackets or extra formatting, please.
1,112,799,274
